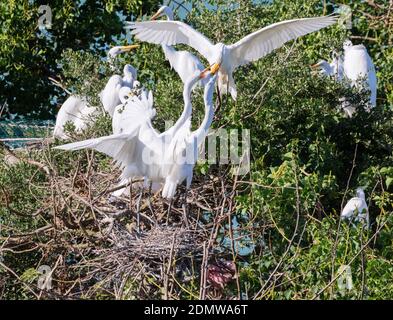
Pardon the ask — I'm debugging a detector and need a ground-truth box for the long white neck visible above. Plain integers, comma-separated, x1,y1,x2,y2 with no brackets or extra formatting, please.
164,9,174,21
168,77,196,135
123,69,134,88
191,75,216,145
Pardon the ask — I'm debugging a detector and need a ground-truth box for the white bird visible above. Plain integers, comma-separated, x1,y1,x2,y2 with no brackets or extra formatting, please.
312,51,344,80
100,45,140,117
151,6,208,88
53,96,97,140
106,45,140,70
125,14,338,100
54,68,218,200
341,187,369,227
342,40,377,107
112,85,147,135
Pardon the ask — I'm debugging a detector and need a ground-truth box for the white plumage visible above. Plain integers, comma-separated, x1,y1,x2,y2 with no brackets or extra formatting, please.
53,96,97,140
125,14,338,100
151,6,208,88
55,69,217,199
312,51,344,80
341,187,369,227
313,40,377,113
100,45,139,117
343,40,377,107
101,64,138,118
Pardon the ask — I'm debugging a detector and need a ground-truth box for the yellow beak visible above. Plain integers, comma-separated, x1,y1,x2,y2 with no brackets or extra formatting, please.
199,63,221,79
151,11,162,20
210,63,221,75
121,44,140,52
310,62,322,69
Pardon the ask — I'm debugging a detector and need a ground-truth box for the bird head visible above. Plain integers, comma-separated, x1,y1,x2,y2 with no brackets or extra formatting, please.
108,45,139,58
151,6,173,20
343,39,353,50
118,87,133,104
123,64,138,80
356,187,366,199
310,60,331,76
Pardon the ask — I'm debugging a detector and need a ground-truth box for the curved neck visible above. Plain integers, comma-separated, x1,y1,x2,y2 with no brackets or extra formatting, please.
169,79,195,133
165,10,174,21
191,77,215,144
123,69,134,87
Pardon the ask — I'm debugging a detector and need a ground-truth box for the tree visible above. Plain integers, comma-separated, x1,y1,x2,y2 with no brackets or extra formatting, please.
0,0,160,119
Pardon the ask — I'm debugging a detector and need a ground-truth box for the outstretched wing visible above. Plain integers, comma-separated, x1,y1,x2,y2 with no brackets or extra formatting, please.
55,93,156,169
54,132,139,169
125,20,214,61
229,15,338,68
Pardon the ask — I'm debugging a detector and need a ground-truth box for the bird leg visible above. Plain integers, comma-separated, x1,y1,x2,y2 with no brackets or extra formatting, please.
166,199,173,225
182,188,189,228
136,188,143,235
128,178,133,212
147,181,154,216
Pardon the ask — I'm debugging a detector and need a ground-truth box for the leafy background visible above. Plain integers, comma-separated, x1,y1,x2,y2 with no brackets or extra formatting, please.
1,0,393,299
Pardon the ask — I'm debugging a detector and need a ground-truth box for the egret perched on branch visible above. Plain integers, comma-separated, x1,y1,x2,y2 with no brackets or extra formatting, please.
342,40,377,107
312,40,377,116
125,14,338,100
53,96,97,140
100,45,140,117
341,187,369,227
151,6,208,88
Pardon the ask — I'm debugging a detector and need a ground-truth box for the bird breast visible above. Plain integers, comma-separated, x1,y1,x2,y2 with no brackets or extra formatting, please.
344,48,371,81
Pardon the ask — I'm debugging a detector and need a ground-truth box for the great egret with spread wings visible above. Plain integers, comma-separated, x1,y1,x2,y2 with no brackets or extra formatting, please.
125,14,338,100
55,67,218,228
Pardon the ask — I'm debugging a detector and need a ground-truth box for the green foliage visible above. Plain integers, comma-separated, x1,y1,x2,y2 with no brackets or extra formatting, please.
0,0,161,118
1,0,393,300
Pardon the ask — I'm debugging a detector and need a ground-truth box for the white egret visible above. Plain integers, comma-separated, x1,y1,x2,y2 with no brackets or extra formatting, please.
312,51,344,80
53,96,97,140
55,67,218,198
343,40,377,107
151,6,208,88
125,14,338,100
112,85,148,135
312,40,377,116
100,45,140,117
55,68,217,229
341,187,369,227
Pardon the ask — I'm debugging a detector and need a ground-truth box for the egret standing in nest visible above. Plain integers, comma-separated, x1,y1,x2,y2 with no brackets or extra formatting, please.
342,40,377,107
55,66,219,229
312,40,377,116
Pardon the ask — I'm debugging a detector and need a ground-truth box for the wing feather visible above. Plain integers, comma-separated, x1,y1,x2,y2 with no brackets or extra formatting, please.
229,15,338,68
125,20,214,61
